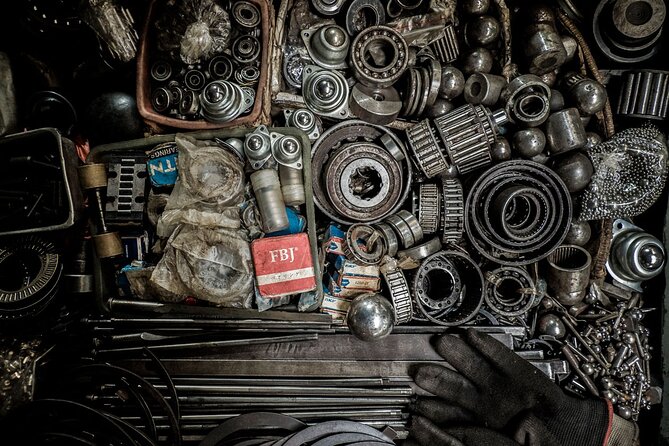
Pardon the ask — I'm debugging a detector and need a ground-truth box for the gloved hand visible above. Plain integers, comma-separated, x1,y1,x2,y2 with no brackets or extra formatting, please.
410,329,612,446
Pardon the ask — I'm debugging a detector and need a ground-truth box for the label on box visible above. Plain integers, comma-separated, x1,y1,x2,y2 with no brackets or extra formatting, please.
320,294,351,320
251,233,316,298
325,224,346,255
328,278,372,298
337,275,381,290
147,142,178,187
334,257,380,278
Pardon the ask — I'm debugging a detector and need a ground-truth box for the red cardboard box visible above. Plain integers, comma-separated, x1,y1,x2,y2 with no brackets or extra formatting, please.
251,233,316,298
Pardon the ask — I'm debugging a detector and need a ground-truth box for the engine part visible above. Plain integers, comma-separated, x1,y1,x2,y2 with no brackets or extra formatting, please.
546,108,587,154
415,183,440,234
397,237,442,264
513,128,546,158
350,26,408,89
183,69,206,91
465,15,501,46
464,73,506,106
438,66,465,100
382,268,412,324
325,143,404,222
564,220,592,246
563,72,608,115
235,65,260,86
346,294,394,341
385,210,423,249
0,53,18,137
484,266,537,317
413,250,484,326
462,48,493,74
577,126,668,220
491,137,512,162
104,155,147,224
551,151,594,193
462,0,490,15
402,63,440,119
441,178,465,244
150,60,172,82
272,134,303,168
200,81,253,123
593,0,666,63
465,160,572,265
373,222,399,257
350,83,402,125
344,224,386,264
244,126,273,169
502,74,552,127
284,108,321,141
179,90,199,116
546,244,592,306
78,163,124,259
250,169,289,233
231,1,261,28
346,0,386,35
396,0,422,9
279,165,305,207
152,87,171,113
302,66,351,119
312,0,347,15
209,55,234,81
523,4,568,75
429,24,460,64
617,70,669,120
84,92,142,145
301,25,350,70
232,35,261,64
607,219,665,291
312,121,412,224
0,236,62,323
386,0,402,18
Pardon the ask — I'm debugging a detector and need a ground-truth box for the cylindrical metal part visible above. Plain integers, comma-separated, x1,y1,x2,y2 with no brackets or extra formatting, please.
279,165,306,206
309,25,350,69
385,210,424,248
350,26,409,88
78,164,108,190
93,232,124,259
546,244,592,306
609,221,665,283
350,84,402,125
546,108,587,154
523,5,568,75
251,169,290,232
464,73,507,106
617,70,669,120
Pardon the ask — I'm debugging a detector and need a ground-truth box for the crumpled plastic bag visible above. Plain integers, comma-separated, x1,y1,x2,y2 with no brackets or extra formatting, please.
158,134,246,237
150,225,254,307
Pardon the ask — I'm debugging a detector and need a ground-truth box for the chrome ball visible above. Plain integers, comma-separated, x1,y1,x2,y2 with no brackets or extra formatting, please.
439,66,465,100
639,244,664,271
425,98,455,118
513,128,546,158
347,294,395,342
465,15,500,46
571,79,608,115
537,314,566,339
462,0,490,15
462,48,493,75
549,89,565,111
618,405,633,420
324,26,347,47
565,220,592,246
316,79,336,99
490,138,512,162
551,151,594,193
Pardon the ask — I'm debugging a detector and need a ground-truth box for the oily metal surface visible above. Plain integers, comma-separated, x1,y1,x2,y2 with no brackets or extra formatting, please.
199,413,305,446
282,421,392,446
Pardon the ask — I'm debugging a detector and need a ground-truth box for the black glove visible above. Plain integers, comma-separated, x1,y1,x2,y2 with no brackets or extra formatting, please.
411,329,611,446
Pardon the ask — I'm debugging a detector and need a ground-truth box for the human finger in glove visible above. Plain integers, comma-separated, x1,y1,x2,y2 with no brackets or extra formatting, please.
409,329,639,446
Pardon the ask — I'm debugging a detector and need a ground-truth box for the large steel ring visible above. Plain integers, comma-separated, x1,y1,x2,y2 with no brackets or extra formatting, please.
484,266,537,317
350,26,409,88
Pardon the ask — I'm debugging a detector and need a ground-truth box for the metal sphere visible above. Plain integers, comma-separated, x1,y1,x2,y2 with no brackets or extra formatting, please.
247,135,263,150
490,138,512,162
584,132,602,150
324,26,346,47
425,98,455,118
551,151,594,193
571,79,608,115
225,138,244,153
537,314,566,339
565,220,592,246
549,89,565,111
439,66,466,100
622,332,636,345
347,294,395,342
438,164,460,179
316,79,336,99
462,0,490,15
512,128,546,157
541,71,557,88
639,244,664,271
618,405,633,420
581,363,596,375
600,377,614,390
462,48,493,75
465,15,500,46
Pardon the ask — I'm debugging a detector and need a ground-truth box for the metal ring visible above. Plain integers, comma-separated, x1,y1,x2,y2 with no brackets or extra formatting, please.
232,1,261,28
151,88,171,113
346,0,386,35
344,224,386,264
350,26,408,88
232,36,261,64
397,237,442,263
150,60,172,82
183,69,207,91
484,266,537,317
209,55,234,81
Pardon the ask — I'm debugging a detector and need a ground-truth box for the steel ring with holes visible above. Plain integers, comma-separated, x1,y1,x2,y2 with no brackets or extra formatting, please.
344,224,386,264
350,26,408,88
484,266,537,317
232,1,261,29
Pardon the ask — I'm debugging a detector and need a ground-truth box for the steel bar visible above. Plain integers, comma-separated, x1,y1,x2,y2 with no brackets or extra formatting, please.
101,384,413,397
94,394,413,406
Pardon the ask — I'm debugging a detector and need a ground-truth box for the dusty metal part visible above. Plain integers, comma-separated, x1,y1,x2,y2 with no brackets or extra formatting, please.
179,90,199,116
284,108,321,141
617,70,669,120
283,53,306,89
593,0,666,63
105,156,147,223
346,294,395,342
462,47,493,74
382,268,412,324
283,421,393,446
546,244,592,306
312,121,412,224
151,88,171,113
415,183,440,234
465,15,501,47
465,160,572,265
512,128,546,158
150,60,172,82
373,223,399,257
490,137,512,162
522,5,567,75
551,151,594,193
346,0,386,35
563,72,608,115
607,219,665,291
413,250,484,326
438,66,465,100
440,178,464,244
502,74,552,127
232,35,261,64
564,220,592,246
464,72,507,106
200,80,253,123
302,66,352,119
311,0,348,15
350,84,402,125
345,224,386,264
251,169,289,233
301,25,350,70
397,237,442,264
231,1,261,29
379,133,405,161
235,65,261,86
462,0,490,15
484,266,536,317
350,26,409,88
244,125,273,169
272,134,303,169
384,210,423,249
429,24,460,64
199,412,305,446
405,120,449,178
545,108,587,154
209,55,234,81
